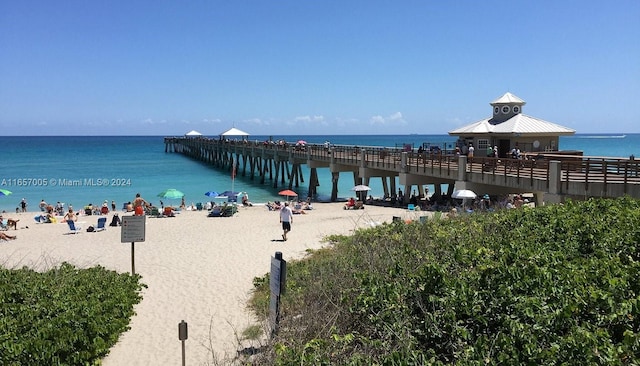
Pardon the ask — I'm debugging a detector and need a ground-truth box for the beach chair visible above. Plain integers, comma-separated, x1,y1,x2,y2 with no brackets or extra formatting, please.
221,205,237,217
208,207,222,217
1,218,19,230
95,217,107,232
66,220,82,234
196,202,203,211
407,203,415,211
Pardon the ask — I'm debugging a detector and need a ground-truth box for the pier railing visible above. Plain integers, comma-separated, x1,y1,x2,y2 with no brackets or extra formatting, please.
164,137,640,198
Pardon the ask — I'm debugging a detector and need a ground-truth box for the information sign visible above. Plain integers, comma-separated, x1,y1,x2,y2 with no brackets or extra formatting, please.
121,215,146,243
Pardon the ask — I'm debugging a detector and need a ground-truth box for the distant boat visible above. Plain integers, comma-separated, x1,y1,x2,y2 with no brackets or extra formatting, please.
575,135,626,139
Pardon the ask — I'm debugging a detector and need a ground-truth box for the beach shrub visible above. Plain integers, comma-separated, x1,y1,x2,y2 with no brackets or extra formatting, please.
0,262,145,365
249,197,640,365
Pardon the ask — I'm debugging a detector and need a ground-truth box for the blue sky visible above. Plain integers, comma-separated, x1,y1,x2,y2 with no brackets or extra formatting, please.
1,1,638,136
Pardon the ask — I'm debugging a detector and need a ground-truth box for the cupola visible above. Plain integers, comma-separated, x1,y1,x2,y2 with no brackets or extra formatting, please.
490,92,526,123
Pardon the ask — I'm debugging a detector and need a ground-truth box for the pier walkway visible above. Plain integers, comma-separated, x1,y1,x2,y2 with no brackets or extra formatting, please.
164,137,640,205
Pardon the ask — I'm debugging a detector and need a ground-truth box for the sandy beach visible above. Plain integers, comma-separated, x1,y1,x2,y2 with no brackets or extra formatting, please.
0,202,426,365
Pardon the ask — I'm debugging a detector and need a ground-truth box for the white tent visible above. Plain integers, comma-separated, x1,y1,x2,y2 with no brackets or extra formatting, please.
220,127,249,137
185,130,203,137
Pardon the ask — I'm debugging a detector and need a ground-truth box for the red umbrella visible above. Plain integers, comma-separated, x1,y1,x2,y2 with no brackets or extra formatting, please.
278,189,298,200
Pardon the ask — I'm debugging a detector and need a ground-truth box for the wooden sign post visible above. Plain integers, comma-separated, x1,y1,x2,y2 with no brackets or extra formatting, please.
121,215,146,275
269,251,287,337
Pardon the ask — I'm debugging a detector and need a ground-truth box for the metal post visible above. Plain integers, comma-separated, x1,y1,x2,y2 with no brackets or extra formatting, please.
179,320,188,366
131,242,135,275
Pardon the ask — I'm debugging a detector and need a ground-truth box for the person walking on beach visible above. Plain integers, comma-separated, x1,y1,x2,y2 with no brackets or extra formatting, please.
20,198,27,213
279,202,293,241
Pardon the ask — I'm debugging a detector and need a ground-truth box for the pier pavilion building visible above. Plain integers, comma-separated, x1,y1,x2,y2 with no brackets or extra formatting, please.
448,92,576,158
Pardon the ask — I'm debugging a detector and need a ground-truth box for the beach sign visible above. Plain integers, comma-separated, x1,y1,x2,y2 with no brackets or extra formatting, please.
121,215,146,243
269,251,287,337
121,215,146,275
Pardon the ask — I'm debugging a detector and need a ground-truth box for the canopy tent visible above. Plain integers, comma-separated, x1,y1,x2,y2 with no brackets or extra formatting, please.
220,127,249,137
185,130,203,137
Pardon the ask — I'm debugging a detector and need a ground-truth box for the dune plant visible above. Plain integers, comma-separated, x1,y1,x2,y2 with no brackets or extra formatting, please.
249,197,640,365
0,262,145,365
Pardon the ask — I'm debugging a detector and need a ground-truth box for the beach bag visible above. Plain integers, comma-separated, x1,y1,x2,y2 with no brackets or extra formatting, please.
86,226,95,232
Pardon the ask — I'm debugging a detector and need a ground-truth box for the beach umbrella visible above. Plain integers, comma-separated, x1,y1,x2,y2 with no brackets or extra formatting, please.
204,191,219,197
351,184,371,192
217,190,240,197
451,189,477,199
0,189,12,197
216,191,240,203
296,140,307,145
157,189,185,200
278,189,298,201
351,184,371,200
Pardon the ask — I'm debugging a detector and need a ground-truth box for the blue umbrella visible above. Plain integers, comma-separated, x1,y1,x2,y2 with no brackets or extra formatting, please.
0,189,12,197
216,191,240,202
204,191,219,197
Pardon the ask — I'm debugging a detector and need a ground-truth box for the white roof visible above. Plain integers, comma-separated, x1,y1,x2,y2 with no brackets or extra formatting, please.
185,130,202,136
490,92,526,106
220,127,249,136
449,114,575,136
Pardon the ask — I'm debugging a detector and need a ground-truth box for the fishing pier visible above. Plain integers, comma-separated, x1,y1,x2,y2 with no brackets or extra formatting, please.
164,137,640,205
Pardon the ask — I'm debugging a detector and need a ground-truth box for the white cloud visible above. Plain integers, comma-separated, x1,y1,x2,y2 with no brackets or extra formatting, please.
389,112,403,121
294,115,325,124
202,118,222,124
370,115,385,125
369,112,406,125
244,118,261,124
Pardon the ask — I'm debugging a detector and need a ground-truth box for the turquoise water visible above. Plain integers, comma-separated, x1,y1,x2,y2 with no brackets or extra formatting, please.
1,134,638,212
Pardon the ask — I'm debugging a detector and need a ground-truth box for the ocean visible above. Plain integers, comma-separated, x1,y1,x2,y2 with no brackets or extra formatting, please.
1,134,638,213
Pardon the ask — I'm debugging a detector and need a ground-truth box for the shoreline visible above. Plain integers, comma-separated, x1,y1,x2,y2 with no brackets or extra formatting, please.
0,202,424,365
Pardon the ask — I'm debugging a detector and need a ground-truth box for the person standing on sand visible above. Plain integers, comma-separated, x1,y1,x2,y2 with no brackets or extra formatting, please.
279,202,293,241
133,193,147,216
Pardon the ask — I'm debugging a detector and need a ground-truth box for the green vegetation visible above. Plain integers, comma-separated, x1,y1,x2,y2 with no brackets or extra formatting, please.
0,262,145,365
249,197,640,365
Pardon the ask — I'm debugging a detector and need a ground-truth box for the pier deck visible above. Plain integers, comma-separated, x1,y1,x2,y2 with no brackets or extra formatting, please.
164,137,640,204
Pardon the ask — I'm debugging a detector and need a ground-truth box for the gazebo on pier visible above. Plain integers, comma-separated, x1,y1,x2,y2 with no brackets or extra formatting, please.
448,92,576,158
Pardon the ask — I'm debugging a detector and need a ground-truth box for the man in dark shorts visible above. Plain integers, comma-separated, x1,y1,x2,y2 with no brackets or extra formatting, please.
279,202,293,241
